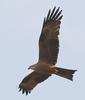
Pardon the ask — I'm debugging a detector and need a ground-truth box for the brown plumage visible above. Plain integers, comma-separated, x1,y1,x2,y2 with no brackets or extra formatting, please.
19,72,51,95
19,7,77,95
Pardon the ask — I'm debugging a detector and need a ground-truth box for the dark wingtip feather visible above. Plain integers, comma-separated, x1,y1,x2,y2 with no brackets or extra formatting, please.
46,7,62,22
42,17,46,28
43,17,46,25
26,90,28,95
43,7,63,27
54,10,62,20
49,7,56,19
18,84,30,95
28,90,31,94
18,87,31,95
18,87,22,92
58,15,63,21
52,7,60,19
47,9,51,20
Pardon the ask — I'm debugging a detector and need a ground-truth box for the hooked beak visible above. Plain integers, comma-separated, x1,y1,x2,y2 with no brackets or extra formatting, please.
28,66,31,69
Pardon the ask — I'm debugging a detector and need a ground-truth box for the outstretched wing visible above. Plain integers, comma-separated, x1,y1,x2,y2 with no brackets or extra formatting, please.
19,71,51,95
39,7,63,65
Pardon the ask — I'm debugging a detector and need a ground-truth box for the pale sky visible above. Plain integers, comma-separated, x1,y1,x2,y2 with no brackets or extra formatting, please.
0,0,85,100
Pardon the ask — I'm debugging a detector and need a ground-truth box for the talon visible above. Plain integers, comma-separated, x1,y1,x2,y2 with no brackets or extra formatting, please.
54,69,59,74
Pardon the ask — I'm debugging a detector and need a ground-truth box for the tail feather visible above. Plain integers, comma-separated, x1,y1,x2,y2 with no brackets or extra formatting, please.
55,67,77,81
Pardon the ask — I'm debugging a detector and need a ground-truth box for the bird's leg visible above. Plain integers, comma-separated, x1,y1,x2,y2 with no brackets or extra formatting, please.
51,67,59,74
54,68,59,74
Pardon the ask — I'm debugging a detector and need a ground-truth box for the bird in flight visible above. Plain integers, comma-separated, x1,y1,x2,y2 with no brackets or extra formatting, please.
19,7,77,95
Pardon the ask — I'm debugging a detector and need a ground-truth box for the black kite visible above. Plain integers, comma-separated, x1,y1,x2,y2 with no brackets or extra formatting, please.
19,7,76,95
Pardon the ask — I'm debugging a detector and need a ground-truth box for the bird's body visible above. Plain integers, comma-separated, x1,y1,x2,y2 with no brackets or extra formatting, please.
29,61,58,75
19,7,77,95
29,62,53,74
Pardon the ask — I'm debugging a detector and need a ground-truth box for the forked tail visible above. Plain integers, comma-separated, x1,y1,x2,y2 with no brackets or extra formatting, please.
55,67,77,81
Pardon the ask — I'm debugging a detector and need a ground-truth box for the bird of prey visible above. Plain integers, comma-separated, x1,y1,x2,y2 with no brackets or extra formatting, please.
19,7,77,95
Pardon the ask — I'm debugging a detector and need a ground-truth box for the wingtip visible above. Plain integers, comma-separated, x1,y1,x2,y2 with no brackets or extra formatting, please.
45,6,63,22
18,84,32,95
26,90,29,95
58,6,60,10
18,88,22,92
54,6,56,8
46,9,51,20
53,6,56,10
58,15,63,20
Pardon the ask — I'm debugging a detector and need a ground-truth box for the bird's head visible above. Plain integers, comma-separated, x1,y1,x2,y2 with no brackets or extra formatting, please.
28,64,36,70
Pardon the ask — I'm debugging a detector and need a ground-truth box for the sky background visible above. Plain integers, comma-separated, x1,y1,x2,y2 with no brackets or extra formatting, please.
0,0,85,100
